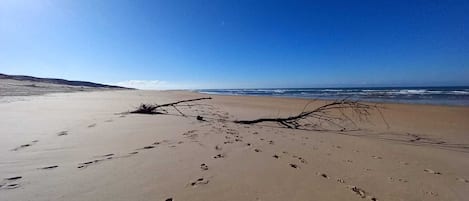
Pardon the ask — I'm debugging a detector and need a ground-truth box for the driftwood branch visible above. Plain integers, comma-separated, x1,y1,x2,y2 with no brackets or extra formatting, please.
130,97,212,115
234,99,384,130
129,97,385,131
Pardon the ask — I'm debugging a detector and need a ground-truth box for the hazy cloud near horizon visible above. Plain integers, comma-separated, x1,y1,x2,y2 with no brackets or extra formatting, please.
113,80,195,90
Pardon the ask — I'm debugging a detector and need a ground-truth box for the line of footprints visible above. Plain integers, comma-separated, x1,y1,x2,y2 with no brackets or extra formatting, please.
4,116,469,201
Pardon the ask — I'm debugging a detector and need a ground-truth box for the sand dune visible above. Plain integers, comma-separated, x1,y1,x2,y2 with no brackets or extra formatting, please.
1,90,468,201
0,73,129,99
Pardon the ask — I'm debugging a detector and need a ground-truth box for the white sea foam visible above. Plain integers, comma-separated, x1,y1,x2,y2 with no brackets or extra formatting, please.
198,87,469,106
451,91,469,95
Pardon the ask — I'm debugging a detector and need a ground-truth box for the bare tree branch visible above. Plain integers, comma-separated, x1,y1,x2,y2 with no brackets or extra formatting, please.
234,99,384,130
130,97,212,114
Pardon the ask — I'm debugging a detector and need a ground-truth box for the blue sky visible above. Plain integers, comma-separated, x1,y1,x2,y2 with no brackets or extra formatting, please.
1,0,468,89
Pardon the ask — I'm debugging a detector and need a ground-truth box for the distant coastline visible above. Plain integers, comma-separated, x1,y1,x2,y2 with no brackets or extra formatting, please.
198,86,469,106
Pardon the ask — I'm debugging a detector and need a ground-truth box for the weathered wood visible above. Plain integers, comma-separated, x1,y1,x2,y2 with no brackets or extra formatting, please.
234,100,381,129
130,97,212,114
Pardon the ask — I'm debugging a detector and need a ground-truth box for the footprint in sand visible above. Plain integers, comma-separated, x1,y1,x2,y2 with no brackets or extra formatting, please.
183,131,199,140
424,169,441,175
254,148,261,152
316,172,329,179
295,155,304,160
425,191,439,197
190,178,209,187
213,154,225,159
293,155,307,164
38,165,59,170
334,145,342,149
12,144,31,151
200,163,209,171
348,185,378,200
336,178,345,183
138,146,155,150
57,131,68,136
457,177,469,183
77,161,98,169
5,176,22,181
11,140,38,151
77,153,116,169
0,183,20,190
289,163,298,169
1,176,22,190
349,186,366,198
98,153,115,158
388,177,408,183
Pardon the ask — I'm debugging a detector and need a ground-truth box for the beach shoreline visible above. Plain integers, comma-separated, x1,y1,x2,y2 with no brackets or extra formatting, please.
197,86,469,107
1,90,468,201
196,90,469,108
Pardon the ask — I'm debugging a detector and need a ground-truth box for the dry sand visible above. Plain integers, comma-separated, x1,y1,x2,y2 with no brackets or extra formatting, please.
1,90,468,201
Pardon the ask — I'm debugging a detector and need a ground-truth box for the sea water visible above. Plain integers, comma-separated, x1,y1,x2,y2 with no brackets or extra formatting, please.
198,87,469,106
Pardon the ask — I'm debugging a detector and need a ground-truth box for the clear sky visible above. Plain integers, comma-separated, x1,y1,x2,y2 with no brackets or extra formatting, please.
1,0,468,89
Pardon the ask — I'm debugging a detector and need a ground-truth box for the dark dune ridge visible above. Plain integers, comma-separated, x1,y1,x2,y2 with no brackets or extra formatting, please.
0,73,132,97
0,73,129,89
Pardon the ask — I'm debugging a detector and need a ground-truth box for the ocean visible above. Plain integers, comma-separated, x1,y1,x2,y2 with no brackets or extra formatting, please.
198,87,469,106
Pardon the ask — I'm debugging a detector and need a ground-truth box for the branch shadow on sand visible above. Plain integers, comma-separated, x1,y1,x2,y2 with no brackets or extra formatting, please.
128,109,469,154
125,98,469,154
336,130,469,154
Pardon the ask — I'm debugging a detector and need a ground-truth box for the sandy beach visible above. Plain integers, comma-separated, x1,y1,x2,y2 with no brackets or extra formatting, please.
2,0,468,200
0,90,468,201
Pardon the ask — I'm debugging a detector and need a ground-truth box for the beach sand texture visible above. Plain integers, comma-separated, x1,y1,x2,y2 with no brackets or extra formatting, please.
1,90,468,201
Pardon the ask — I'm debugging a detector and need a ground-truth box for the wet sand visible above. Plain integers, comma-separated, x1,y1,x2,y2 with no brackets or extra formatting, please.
1,90,468,201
